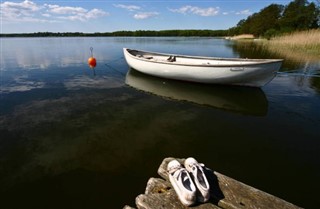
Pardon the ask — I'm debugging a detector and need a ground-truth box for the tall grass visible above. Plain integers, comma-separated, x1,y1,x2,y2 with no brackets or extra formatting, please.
264,29,320,62
226,34,254,40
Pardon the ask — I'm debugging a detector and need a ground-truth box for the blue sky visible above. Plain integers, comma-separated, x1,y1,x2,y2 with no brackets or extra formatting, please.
1,0,293,33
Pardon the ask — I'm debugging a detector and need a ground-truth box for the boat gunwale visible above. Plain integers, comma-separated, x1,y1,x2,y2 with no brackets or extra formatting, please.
124,48,283,68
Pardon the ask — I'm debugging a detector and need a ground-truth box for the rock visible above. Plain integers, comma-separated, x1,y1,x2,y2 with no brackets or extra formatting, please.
129,157,303,209
145,178,171,195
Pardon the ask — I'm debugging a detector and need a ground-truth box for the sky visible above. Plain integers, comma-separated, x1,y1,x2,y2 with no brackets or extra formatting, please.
1,0,294,33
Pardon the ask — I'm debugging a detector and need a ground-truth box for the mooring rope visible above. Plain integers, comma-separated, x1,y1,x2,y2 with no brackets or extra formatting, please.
277,61,320,78
278,73,320,78
106,56,124,64
277,71,320,78
105,56,126,76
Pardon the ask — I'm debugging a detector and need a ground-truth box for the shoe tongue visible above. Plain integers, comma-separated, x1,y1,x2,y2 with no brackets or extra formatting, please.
191,164,198,170
169,166,180,174
174,168,184,180
179,170,189,181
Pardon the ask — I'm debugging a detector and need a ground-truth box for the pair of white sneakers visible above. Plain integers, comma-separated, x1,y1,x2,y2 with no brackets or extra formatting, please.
167,157,210,206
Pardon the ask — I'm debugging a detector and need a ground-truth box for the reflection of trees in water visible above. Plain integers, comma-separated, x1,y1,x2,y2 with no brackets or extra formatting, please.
230,41,275,59
310,77,320,94
229,40,320,93
229,40,299,71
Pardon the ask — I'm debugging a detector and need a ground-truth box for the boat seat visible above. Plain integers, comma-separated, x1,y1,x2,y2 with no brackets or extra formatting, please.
167,56,176,62
137,54,153,60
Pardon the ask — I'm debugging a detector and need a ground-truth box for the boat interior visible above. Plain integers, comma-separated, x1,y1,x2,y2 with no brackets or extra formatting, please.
127,49,268,66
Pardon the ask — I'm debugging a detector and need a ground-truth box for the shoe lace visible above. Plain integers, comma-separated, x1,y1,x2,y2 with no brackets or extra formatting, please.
175,169,195,191
168,166,188,183
188,162,204,171
167,165,181,175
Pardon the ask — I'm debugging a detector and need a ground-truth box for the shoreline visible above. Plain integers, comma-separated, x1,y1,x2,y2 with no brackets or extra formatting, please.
228,30,320,62
225,34,255,40
261,29,320,62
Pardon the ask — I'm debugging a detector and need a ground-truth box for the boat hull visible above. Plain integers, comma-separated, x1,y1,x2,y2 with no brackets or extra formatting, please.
123,48,283,87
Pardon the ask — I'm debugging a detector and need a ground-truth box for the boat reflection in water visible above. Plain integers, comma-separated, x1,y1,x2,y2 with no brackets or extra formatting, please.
125,69,268,116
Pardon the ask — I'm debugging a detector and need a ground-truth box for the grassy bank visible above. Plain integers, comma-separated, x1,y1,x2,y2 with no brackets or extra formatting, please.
225,34,254,40
262,29,320,62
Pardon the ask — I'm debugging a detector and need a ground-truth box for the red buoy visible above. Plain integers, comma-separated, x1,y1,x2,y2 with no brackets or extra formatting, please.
88,47,96,69
88,57,96,68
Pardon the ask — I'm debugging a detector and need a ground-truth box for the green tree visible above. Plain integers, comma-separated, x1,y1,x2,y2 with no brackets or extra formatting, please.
280,0,319,31
229,0,319,37
234,4,283,36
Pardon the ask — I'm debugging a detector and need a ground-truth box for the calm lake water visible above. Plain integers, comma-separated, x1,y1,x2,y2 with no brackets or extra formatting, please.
0,37,320,209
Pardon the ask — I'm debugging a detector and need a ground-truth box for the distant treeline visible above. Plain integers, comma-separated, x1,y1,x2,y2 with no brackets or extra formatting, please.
1,0,318,38
228,0,320,38
0,30,228,38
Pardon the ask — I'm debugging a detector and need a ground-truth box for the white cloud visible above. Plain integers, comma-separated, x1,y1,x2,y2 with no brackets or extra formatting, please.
169,5,219,16
46,5,87,15
46,4,108,21
64,75,124,90
42,13,51,17
1,0,41,21
1,75,45,94
113,4,158,20
56,8,108,21
0,0,108,23
1,0,40,12
113,4,140,11
133,12,159,20
87,9,107,19
236,9,252,15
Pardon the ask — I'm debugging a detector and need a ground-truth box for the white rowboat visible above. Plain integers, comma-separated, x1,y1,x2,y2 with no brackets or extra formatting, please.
123,48,283,87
